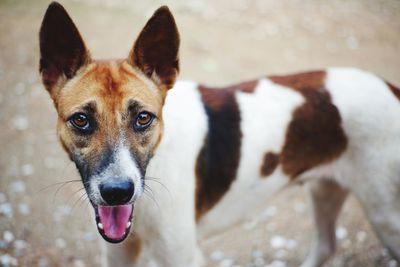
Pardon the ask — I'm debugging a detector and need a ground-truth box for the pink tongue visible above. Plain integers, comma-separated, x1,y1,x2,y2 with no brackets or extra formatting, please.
98,204,133,240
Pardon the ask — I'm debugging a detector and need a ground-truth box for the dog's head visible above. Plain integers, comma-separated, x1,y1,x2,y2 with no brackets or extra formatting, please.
39,2,179,243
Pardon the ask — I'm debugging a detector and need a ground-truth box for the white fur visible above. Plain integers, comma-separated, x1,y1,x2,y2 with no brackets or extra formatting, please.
198,78,303,237
132,81,208,267
89,141,143,204
105,69,400,267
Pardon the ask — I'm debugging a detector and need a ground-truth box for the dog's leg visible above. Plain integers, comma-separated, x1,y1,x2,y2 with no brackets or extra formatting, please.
300,179,348,267
101,236,142,267
355,180,400,261
363,206,400,260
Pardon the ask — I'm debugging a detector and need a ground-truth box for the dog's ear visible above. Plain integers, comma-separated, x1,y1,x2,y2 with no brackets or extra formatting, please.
39,2,90,93
128,6,180,90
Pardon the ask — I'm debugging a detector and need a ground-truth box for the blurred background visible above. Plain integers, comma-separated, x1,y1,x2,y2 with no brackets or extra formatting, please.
0,0,399,266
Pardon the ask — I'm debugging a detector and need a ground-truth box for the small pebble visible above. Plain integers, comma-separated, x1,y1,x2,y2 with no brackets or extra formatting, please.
12,115,29,131
38,257,49,267
0,254,11,266
285,239,298,250
270,235,286,249
9,180,26,193
0,203,13,218
219,258,234,267
266,260,286,267
18,203,31,215
73,259,86,267
55,238,66,249
53,205,72,221
210,250,225,262
251,250,263,259
0,240,8,249
21,164,34,176
388,259,398,267
3,230,15,243
0,254,18,267
260,206,277,221
84,232,96,242
14,239,27,257
254,257,265,266
148,260,158,267
335,227,347,240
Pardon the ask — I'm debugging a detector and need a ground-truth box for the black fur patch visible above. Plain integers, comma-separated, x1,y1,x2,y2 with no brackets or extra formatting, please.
39,2,89,91
195,86,242,220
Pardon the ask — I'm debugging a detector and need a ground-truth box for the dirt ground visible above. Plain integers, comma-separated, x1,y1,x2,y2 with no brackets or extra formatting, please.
0,0,399,266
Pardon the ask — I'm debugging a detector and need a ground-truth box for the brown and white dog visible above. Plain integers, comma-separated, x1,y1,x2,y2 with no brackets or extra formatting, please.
39,2,400,267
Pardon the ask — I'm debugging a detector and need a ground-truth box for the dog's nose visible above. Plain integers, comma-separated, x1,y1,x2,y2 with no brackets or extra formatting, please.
99,179,135,205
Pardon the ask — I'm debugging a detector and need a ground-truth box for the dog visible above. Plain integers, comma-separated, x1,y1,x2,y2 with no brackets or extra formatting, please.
39,2,400,267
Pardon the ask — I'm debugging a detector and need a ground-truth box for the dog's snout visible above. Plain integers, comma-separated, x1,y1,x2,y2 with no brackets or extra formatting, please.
99,179,135,205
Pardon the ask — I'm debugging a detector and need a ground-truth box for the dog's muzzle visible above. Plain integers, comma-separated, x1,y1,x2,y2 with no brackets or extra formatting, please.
95,178,135,243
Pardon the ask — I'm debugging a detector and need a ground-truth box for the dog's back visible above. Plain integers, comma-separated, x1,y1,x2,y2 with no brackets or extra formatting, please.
142,67,400,266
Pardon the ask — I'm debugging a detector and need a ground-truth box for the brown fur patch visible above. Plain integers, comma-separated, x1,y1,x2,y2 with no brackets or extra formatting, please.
269,71,348,178
196,80,258,111
56,60,165,178
123,236,142,262
260,152,279,177
386,81,400,101
195,84,246,220
225,80,258,94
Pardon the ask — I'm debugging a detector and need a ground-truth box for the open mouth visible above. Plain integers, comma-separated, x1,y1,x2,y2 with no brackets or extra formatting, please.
94,204,134,243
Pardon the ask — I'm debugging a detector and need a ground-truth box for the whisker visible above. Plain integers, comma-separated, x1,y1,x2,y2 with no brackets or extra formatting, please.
38,162,75,193
39,162,79,204
38,179,81,193
52,181,84,204
71,191,88,212
78,195,89,209
69,187,86,199
143,185,155,200
143,185,161,211
62,187,86,210
145,176,161,180
144,176,171,196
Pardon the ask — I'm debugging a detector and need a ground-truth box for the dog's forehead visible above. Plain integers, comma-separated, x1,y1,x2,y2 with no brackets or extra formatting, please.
58,60,163,116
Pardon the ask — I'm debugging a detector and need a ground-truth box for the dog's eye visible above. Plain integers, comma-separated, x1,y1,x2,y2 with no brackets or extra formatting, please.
134,112,154,130
70,113,90,130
